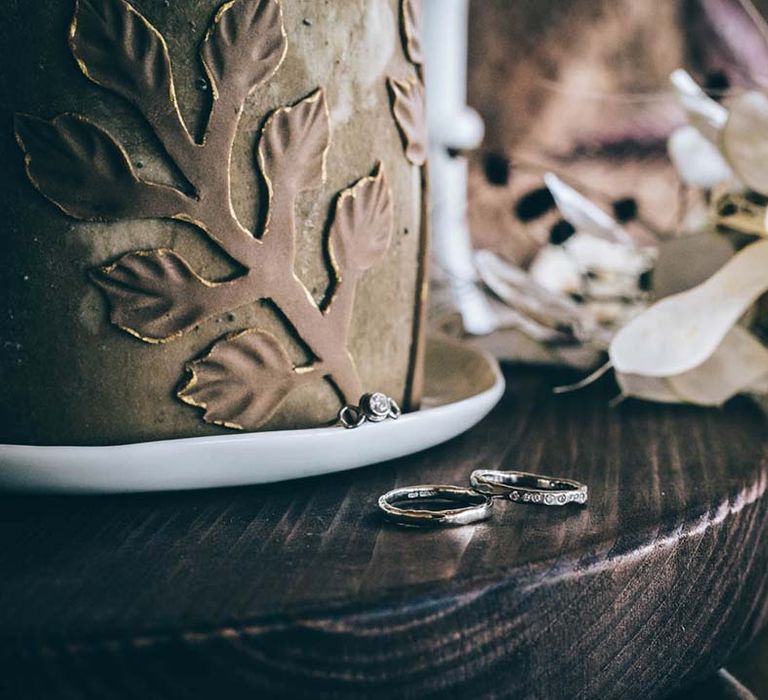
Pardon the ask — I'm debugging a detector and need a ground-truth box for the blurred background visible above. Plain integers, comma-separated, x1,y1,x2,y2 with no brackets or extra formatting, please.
428,0,768,367
466,0,765,258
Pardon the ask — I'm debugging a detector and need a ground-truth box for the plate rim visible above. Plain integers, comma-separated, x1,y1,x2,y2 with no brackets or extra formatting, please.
1,337,503,453
0,338,505,493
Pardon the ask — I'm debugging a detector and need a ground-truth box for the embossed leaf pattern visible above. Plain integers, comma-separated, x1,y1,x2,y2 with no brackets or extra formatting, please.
90,249,223,343
15,0,397,430
258,89,329,192
15,113,149,220
401,0,424,66
178,329,301,429
329,165,393,275
201,0,286,100
70,0,175,109
388,77,427,166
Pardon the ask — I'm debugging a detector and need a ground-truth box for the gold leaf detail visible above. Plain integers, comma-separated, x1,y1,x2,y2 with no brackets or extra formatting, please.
201,0,287,101
89,249,232,343
178,329,303,430
400,0,424,66
70,0,177,111
388,76,427,166
258,88,330,194
329,164,393,277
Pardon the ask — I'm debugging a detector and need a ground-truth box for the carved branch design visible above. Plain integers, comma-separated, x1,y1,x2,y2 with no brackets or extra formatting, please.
16,0,396,430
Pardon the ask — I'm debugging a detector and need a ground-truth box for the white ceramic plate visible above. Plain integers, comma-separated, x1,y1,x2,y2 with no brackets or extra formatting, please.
0,336,504,493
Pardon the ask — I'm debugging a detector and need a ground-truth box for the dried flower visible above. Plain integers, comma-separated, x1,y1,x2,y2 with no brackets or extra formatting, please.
668,69,768,198
611,241,768,374
528,175,655,329
667,70,734,188
569,241,768,406
721,89,768,195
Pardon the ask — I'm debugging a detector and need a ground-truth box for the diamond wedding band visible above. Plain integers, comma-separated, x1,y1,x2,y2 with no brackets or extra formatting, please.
470,469,588,506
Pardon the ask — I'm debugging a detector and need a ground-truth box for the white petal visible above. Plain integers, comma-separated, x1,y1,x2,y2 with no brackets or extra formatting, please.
476,249,581,314
668,326,768,404
528,245,583,296
669,69,728,142
543,173,633,244
616,373,682,404
565,232,654,307
610,240,768,376
585,299,646,327
453,282,499,336
559,322,768,406
565,232,655,278
667,125,734,187
616,327,768,405
721,90,768,195
475,249,607,344
749,371,768,394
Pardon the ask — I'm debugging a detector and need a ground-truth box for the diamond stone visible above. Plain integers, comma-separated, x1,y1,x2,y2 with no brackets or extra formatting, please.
368,392,390,416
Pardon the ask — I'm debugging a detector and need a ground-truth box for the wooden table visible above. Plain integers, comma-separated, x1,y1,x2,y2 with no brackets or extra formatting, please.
1,367,767,699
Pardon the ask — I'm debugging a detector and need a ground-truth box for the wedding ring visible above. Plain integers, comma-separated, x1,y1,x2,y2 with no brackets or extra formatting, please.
339,392,401,428
470,469,588,506
378,485,494,526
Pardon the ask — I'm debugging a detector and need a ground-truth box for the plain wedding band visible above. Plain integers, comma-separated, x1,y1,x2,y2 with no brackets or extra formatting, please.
470,469,588,506
378,485,494,526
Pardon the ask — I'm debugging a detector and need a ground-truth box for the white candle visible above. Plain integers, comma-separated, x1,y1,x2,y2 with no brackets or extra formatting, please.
423,0,496,335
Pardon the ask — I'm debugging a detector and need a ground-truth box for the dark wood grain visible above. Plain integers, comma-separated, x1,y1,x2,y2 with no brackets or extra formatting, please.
722,623,768,697
670,669,758,700
1,367,768,699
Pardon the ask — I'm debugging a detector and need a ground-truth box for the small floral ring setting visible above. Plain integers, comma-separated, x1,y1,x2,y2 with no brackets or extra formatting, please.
338,392,402,429
378,470,589,528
